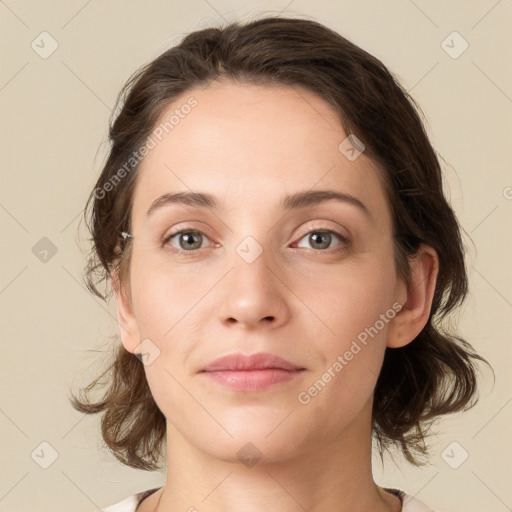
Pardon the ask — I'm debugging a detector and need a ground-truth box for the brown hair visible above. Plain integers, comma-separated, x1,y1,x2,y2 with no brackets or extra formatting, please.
70,15,492,470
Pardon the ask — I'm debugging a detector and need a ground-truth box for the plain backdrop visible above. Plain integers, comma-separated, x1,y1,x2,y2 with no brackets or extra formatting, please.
0,1,511,511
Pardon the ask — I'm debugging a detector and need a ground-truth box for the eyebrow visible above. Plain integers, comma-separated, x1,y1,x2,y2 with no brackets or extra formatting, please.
146,190,372,220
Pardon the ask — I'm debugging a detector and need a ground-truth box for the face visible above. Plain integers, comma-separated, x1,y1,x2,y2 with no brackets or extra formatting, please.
117,80,407,463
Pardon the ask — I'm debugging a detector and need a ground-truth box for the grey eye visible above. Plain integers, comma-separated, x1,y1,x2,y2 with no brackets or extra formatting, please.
297,230,344,250
166,230,210,251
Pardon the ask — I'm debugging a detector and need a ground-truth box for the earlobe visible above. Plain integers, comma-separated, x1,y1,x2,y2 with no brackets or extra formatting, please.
111,269,140,354
387,245,439,349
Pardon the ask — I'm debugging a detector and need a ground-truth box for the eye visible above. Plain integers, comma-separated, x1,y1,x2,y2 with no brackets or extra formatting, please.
163,229,213,251
162,227,349,254
295,229,348,252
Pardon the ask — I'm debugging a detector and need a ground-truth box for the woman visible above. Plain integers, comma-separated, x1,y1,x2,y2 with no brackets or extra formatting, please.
72,16,490,512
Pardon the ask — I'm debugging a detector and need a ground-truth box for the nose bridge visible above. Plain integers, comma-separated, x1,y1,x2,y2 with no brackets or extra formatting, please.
225,208,276,275
219,230,289,327
230,232,276,296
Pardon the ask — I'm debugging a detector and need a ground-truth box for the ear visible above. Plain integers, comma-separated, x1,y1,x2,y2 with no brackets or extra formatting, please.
387,244,439,348
111,268,140,354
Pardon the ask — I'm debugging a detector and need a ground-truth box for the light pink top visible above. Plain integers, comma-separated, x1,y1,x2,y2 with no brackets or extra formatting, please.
101,487,441,511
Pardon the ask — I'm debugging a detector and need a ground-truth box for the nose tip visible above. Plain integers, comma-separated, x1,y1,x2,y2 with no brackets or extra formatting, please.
219,257,289,330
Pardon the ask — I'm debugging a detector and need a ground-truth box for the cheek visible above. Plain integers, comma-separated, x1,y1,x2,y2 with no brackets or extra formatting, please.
290,254,396,401
130,250,203,338
292,252,397,343
142,364,197,439
295,267,394,426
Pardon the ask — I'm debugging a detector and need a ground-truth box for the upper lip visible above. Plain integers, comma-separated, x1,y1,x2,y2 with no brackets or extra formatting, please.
200,352,305,372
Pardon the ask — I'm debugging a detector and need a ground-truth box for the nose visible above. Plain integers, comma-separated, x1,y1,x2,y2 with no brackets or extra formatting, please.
217,242,290,330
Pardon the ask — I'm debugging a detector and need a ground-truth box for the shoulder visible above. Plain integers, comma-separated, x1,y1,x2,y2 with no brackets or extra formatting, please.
400,490,442,512
100,494,138,512
384,487,441,512
100,488,161,512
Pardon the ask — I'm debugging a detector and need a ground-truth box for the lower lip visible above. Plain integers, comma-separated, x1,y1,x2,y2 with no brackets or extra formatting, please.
201,369,304,391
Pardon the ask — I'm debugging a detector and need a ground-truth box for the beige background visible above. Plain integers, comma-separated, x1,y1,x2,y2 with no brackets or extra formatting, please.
1,1,511,511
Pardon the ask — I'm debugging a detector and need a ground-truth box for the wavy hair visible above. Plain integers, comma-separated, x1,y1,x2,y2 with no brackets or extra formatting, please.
70,15,491,470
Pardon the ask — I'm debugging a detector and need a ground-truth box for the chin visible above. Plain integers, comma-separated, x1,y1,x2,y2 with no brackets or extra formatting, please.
188,422,308,467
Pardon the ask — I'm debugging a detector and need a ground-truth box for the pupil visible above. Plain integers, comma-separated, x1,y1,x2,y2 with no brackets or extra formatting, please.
312,232,330,249
182,232,200,249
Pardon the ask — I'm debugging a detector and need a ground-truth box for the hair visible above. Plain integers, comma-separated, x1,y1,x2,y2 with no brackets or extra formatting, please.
70,15,492,471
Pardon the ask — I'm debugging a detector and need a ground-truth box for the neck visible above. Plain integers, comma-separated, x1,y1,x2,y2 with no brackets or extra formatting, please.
150,397,400,512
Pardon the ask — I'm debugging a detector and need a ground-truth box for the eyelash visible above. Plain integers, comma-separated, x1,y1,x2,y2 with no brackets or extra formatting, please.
161,227,350,255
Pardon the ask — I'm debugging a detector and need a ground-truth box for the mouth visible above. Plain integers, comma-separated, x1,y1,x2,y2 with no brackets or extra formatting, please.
199,352,306,391
200,368,305,391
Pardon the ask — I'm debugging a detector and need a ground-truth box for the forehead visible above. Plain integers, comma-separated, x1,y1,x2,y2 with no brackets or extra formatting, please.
131,81,391,230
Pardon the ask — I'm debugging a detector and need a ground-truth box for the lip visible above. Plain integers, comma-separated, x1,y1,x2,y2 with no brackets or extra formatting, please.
199,352,306,391
200,352,304,372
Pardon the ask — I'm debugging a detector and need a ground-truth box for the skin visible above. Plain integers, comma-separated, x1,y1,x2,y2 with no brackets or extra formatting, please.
113,80,439,512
